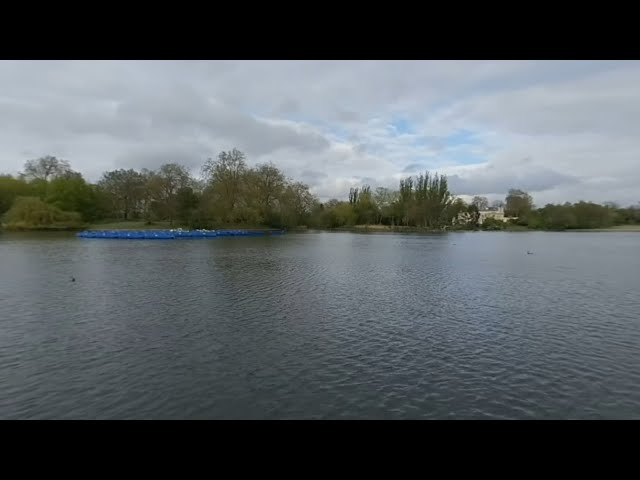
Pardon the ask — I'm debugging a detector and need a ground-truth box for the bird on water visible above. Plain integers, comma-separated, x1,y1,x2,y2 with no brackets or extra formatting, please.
70,276,76,282
527,251,533,255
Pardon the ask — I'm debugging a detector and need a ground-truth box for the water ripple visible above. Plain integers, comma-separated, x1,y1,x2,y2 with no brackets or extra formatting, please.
0,232,639,419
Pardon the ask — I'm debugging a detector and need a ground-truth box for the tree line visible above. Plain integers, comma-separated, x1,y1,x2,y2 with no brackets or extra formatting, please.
0,151,315,230
1,151,639,231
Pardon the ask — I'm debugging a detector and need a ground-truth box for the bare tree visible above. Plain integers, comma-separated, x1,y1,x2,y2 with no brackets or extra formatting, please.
23,156,72,182
472,196,489,211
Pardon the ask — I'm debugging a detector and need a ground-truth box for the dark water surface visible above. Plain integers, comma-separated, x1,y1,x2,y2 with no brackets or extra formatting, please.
1,231,639,419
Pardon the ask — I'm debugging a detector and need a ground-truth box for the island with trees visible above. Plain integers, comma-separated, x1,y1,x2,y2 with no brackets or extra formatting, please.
1,150,639,233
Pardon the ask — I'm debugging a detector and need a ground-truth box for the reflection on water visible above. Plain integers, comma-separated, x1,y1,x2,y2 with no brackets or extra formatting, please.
0,231,639,419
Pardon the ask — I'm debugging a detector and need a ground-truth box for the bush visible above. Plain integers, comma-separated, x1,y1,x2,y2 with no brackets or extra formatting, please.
481,217,506,231
2,196,84,230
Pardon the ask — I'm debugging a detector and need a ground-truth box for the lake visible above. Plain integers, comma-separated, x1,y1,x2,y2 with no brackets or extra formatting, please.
1,231,639,419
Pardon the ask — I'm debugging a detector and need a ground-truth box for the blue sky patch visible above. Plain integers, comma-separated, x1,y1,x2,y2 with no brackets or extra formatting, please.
445,129,480,147
390,117,414,135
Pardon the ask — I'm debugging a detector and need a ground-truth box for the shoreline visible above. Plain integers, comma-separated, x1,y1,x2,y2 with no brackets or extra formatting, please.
320,225,640,233
2,223,640,234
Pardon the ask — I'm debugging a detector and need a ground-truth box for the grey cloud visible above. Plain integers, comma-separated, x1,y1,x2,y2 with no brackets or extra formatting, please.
428,66,640,138
419,135,447,152
356,176,378,186
335,109,361,123
448,166,580,196
347,134,362,144
354,143,369,154
1,60,640,206
116,91,330,157
0,97,144,140
276,98,300,115
299,169,329,182
402,163,426,173
541,183,640,207
114,144,212,172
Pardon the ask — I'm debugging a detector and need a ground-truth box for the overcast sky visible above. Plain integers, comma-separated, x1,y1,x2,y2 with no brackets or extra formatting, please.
1,60,639,206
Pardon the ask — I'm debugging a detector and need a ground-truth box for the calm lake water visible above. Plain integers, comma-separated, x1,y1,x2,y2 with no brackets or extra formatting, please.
1,231,639,419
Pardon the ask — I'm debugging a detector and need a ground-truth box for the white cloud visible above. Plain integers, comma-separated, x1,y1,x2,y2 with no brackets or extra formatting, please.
0,60,639,205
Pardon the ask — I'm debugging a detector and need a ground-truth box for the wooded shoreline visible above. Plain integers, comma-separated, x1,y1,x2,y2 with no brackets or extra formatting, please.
2,150,639,233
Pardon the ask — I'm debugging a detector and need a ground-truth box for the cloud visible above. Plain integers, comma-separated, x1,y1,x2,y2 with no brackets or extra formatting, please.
299,169,329,183
275,98,300,115
334,109,361,123
114,143,212,173
447,164,580,196
402,163,426,174
1,60,640,205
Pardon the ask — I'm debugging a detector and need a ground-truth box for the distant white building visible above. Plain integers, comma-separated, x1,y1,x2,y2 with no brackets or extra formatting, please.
455,206,517,226
478,206,511,225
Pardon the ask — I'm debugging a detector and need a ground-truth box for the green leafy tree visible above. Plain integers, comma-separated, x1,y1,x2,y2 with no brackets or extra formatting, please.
245,162,286,225
46,174,101,221
175,187,200,227
279,181,315,228
0,175,33,215
332,202,357,227
98,169,146,220
153,163,192,226
505,189,533,217
353,185,378,225
202,149,248,223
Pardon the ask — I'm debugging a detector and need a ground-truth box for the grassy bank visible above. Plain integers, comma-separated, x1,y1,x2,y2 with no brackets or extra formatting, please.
496,224,530,232
4,220,638,235
479,224,640,232
571,225,640,232
88,220,175,230
1,222,88,232
330,225,450,233
86,220,288,231
321,223,640,233
326,224,521,233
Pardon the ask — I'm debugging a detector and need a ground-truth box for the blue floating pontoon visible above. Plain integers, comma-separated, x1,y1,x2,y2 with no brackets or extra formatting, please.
76,229,285,240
